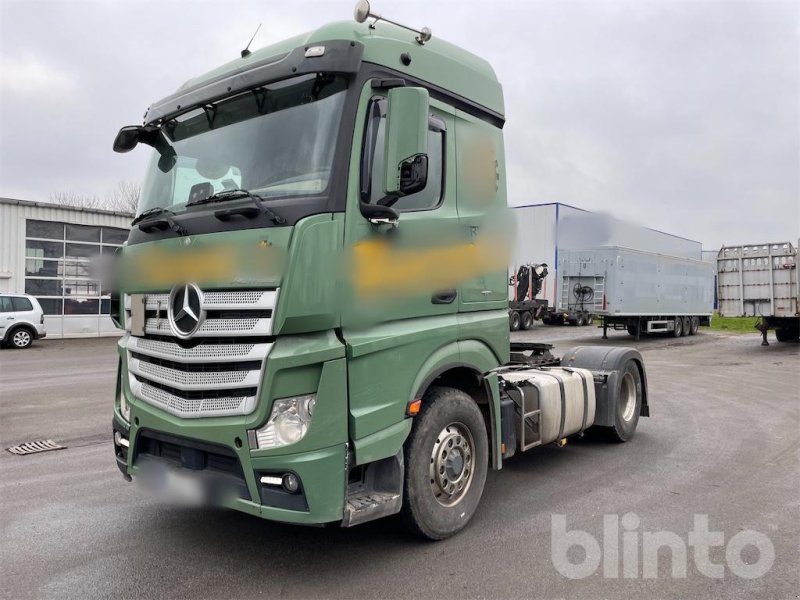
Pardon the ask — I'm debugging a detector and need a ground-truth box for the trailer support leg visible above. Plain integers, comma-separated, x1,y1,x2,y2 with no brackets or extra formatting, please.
602,318,608,340
635,319,641,341
757,320,769,346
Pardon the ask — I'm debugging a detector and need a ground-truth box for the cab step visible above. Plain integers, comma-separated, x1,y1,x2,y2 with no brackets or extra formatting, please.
342,492,401,527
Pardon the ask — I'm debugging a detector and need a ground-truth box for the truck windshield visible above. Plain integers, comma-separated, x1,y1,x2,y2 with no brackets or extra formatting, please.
136,73,348,217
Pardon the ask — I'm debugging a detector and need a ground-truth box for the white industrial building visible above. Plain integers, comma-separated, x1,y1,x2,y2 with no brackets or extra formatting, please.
511,202,703,307
0,197,131,338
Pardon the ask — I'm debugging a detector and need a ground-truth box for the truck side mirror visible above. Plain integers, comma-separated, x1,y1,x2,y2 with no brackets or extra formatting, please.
383,86,429,196
113,126,141,153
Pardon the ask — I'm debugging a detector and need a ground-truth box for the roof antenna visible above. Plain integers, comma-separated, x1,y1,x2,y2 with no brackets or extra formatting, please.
241,23,262,58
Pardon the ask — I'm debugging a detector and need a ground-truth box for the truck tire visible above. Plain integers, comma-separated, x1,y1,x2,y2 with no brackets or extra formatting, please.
509,312,520,331
604,361,642,443
672,317,683,337
587,314,595,325
689,317,699,336
680,317,690,337
775,326,799,342
401,386,489,540
9,326,34,349
521,311,533,330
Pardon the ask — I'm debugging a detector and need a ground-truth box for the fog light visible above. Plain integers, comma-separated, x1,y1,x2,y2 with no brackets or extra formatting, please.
251,394,316,449
282,473,300,494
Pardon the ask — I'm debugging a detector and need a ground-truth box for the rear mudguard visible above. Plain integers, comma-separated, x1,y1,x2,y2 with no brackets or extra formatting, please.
560,346,649,427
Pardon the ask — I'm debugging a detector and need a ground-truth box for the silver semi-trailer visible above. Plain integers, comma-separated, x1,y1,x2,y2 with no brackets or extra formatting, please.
717,242,799,345
557,246,715,339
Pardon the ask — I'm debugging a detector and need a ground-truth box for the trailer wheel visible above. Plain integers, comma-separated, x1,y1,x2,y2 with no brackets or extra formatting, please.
672,317,683,337
587,314,595,325
680,317,690,337
520,311,533,330
689,317,699,336
509,312,521,331
604,361,642,443
775,326,799,343
401,386,489,540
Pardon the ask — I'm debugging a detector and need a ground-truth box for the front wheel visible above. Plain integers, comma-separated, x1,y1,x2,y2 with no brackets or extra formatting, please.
401,386,489,540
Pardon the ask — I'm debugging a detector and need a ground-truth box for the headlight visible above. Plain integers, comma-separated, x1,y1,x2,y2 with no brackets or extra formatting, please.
252,394,316,449
119,386,131,422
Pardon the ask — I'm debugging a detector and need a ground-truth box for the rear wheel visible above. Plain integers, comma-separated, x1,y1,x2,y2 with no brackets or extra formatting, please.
509,312,521,331
689,317,699,335
402,386,489,540
672,317,683,337
604,361,642,442
9,327,34,349
576,314,586,326
680,317,690,337
520,311,533,330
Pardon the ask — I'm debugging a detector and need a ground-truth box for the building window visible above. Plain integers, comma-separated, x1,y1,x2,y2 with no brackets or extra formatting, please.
24,219,128,316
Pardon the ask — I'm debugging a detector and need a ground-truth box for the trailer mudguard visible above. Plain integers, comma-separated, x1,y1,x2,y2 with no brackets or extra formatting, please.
560,346,649,427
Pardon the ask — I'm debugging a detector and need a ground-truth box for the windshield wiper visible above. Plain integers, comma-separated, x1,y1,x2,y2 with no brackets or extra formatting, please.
132,207,187,236
188,189,285,224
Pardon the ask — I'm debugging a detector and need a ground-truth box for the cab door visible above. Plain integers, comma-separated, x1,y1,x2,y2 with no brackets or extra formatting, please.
341,85,462,450
342,91,460,324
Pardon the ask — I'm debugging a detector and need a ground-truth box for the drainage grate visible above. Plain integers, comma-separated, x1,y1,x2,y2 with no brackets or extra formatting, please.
6,439,66,456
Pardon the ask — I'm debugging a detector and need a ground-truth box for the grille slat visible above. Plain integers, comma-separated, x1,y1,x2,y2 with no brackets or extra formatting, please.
127,337,271,363
129,358,261,390
126,287,277,419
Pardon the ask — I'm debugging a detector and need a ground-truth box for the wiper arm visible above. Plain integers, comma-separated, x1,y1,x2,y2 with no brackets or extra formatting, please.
132,206,169,225
133,207,187,236
188,189,285,224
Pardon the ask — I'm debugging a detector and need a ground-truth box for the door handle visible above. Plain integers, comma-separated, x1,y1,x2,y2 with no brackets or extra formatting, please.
431,290,457,305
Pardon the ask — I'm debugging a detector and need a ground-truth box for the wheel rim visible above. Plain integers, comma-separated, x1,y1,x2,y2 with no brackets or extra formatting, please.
13,331,31,347
429,422,475,507
619,372,637,422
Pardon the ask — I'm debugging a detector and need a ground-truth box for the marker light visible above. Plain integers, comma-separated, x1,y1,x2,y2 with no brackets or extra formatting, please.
252,395,316,449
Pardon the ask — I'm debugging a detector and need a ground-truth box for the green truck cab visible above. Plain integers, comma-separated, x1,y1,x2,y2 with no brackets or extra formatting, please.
111,4,649,539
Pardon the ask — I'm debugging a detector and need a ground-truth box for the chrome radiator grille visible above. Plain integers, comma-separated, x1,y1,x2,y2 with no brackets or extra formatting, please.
124,288,277,418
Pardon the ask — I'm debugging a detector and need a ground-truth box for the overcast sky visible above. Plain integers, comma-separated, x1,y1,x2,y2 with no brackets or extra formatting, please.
1,0,797,249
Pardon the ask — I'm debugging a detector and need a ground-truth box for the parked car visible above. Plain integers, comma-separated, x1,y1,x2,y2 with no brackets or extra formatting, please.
0,294,46,349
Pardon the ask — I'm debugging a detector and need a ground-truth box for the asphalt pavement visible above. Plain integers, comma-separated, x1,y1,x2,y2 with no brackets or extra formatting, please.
1,326,798,599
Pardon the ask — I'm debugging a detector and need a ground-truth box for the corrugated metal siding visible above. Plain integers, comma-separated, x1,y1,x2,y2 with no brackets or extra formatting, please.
556,204,702,260
511,202,704,306
510,204,557,304
0,199,131,337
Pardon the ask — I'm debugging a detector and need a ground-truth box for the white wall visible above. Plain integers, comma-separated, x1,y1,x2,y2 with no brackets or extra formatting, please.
0,198,131,338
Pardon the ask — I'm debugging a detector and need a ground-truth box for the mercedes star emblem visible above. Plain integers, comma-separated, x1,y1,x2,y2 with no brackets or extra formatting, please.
167,283,205,339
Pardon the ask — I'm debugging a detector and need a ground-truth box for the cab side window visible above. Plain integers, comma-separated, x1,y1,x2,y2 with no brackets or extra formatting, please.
0,296,12,313
361,98,444,212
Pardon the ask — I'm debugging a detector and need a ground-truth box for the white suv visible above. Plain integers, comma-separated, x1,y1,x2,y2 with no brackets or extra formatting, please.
0,294,47,349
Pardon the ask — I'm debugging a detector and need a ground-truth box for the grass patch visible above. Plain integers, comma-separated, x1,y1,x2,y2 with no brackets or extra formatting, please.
706,313,760,333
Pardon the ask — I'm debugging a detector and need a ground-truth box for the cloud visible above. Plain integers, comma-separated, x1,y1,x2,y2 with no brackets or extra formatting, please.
0,0,797,250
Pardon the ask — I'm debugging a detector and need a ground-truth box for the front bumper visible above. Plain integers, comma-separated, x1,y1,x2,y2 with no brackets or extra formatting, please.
112,411,346,525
